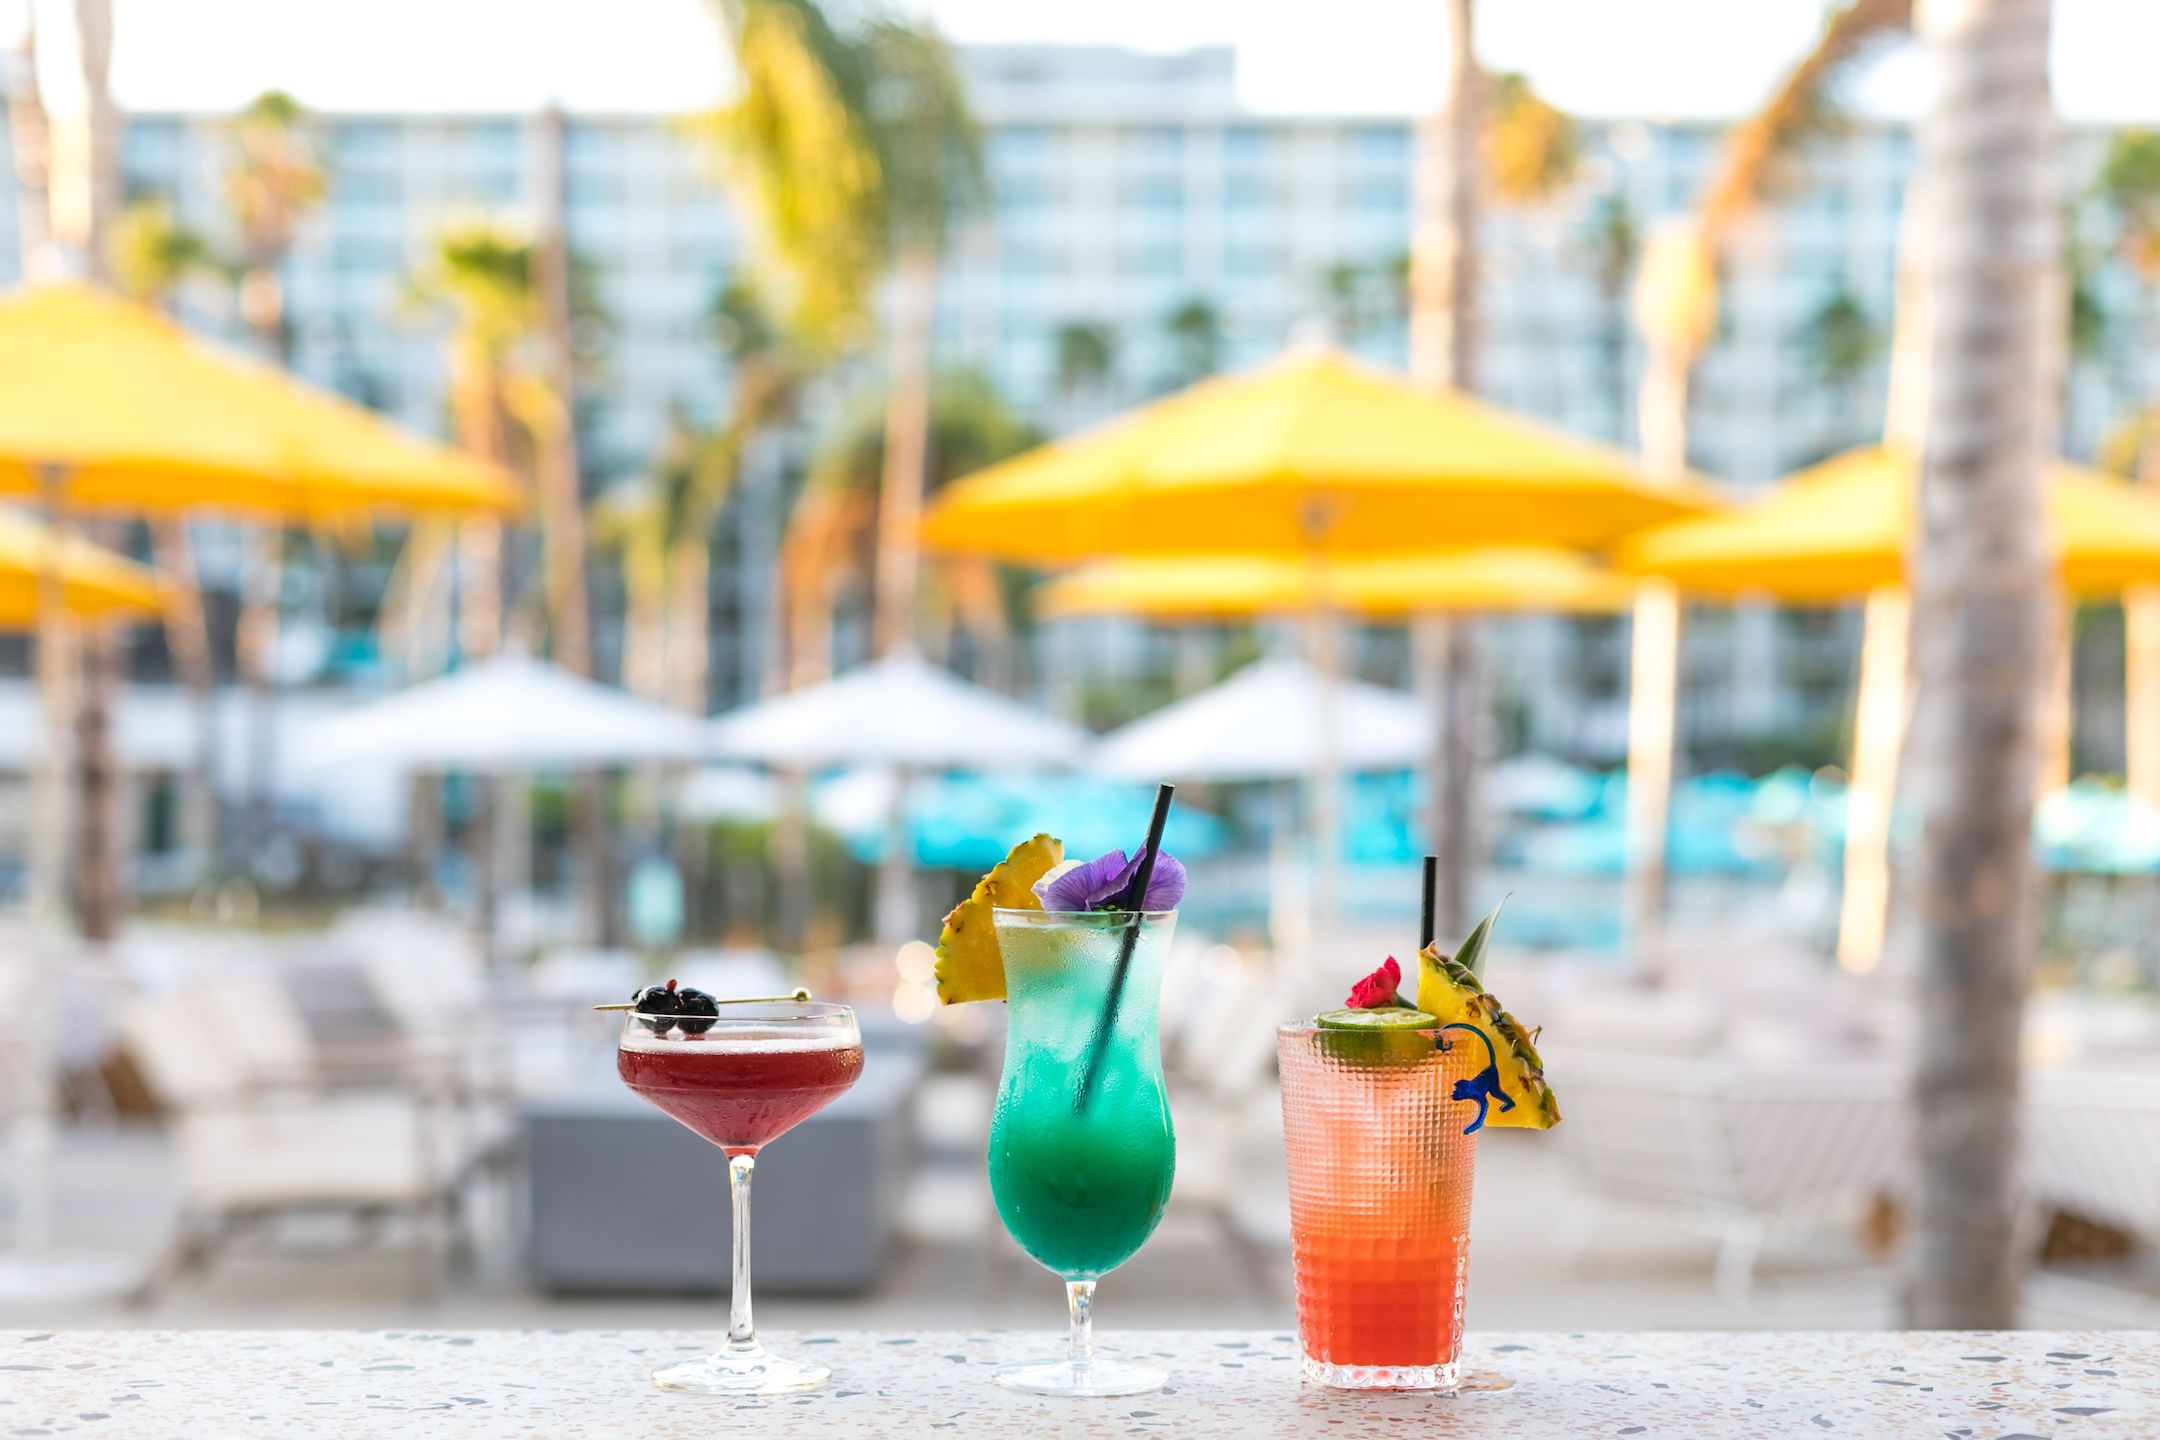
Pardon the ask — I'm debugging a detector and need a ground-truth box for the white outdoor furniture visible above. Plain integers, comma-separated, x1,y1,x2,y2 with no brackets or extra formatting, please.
1550,1044,1908,1299
115,982,497,1301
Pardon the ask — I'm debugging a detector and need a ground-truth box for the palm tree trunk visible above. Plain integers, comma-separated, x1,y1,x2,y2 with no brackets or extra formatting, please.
532,106,613,947
1902,0,2056,1330
2127,434,2160,805
1408,0,1481,938
54,0,126,937
2036,601,2073,796
873,246,938,659
1837,585,1910,972
151,518,220,870
665,540,711,715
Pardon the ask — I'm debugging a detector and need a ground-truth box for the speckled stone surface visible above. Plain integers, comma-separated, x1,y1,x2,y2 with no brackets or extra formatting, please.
2,1329,2155,1438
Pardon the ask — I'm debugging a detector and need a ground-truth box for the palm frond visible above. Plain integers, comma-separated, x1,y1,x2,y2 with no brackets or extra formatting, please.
1483,73,1578,207
1697,0,1912,247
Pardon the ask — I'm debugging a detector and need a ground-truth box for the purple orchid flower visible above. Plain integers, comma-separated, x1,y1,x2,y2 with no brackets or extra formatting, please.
1035,847,1187,913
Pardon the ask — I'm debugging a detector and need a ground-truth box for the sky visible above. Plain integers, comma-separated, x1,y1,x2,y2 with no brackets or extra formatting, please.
0,0,2155,123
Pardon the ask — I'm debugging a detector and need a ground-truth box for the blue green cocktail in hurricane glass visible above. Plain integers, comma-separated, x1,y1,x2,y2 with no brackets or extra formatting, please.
987,905,1177,1398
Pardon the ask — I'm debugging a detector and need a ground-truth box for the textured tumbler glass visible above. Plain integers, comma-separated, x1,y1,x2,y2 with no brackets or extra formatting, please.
1277,1020,1479,1390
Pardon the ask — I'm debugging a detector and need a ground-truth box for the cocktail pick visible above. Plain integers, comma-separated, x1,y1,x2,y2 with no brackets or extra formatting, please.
593,987,812,1012
1418,854,1439,951
1073,782,1176,1114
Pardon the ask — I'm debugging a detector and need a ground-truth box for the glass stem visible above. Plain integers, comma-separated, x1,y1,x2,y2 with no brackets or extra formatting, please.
1066,1279,1096,1374
728,1153,756,1348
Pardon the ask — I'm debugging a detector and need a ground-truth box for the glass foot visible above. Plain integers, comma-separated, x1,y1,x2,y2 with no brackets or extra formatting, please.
1302,1354,1458,1391
652,1341,830,1396
994,1357,1168,1398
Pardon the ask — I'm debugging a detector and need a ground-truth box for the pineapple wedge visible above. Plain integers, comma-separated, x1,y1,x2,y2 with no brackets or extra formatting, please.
1414,906,1561,1131
933,833,1063,1004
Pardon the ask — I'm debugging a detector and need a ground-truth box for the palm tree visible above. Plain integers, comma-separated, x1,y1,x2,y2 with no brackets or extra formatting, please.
404,219,534,664
2097,132,2160,806
1405,0,1483,939
1051,318,1117,423
1901,0,2055,1329
1580,191,1638,439
1319,261,1376,344
1800,284,1884,445
222,90,327,868
224,90,325,364
107,195,216,304
1624,0,1914,945
597,281,799,714
788,368,1037,682
702,0,985,660
106,195,224,868
1162,296,1224,389
1481,72,1579,206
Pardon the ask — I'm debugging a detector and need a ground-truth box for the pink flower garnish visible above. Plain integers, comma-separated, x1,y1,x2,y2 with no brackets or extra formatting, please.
1346,956,1402,1009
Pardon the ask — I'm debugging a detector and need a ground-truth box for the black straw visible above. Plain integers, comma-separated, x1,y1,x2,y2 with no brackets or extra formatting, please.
1073,783,1176,1113
1418,854,1439,951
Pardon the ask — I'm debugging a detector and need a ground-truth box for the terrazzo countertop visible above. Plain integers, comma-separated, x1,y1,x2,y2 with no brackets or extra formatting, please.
3,1329,2155,1438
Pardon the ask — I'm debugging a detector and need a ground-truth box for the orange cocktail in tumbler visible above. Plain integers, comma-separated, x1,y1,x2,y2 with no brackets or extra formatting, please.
1277,1020,1478,1388
1277,907,1562,1392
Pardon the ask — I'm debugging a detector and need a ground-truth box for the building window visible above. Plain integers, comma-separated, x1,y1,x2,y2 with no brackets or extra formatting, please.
1224,125,1278,169
991,126,1055,171
1343,125,1408,168
1121,125,1182,168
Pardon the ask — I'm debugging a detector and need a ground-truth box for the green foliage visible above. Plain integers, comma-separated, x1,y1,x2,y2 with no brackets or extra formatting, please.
1581,193,1637,298
807,367,1040,500
107,196,217,306
1315,258,1405,344
1162,296,1223,386
1800,286,1882,385
1052,320,1117,395
1483,73,1578,206
700,0,983,345
2099,130,2160,277
225,89,327,261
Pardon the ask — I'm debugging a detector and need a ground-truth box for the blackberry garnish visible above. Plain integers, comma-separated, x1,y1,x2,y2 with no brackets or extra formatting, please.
675,987,720,1036
633,979,683,1034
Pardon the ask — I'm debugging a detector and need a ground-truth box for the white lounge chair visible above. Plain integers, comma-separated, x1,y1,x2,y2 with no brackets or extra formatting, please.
116,985,494,1302
1551,1045,1908,1299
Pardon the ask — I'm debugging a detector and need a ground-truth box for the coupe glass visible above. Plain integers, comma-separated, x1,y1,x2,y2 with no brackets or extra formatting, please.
615,999,862,1395
986,907,1177,1398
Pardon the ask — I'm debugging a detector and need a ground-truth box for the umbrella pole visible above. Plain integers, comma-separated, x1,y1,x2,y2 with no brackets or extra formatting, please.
876,766,916,945
1623,580,1683,957
1307,604,1342,953
1837,586,1911,973
2036,596,2072,799
1415,615,1479,941
15,465,77,1259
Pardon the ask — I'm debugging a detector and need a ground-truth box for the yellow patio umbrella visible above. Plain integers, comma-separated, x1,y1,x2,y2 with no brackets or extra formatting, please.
1037,548,1636,620
1616,444,2160,972
0,283,518,517
1613,445,2160,601
924,346,1718,562
929,345,1718,941
0,509,164,625
0,284,519,1285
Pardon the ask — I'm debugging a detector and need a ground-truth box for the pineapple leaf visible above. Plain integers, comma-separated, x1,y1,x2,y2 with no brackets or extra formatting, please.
1450,895,1509,984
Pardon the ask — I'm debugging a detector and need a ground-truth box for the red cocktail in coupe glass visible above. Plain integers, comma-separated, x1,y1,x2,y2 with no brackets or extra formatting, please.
614,995,862,1395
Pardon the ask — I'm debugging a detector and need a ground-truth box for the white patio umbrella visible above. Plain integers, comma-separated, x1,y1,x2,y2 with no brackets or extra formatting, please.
1093,655,1430,948
1091,655,1428,781
294,655,705,773
706,653,1086,770
293,656,704,960
706,653,1089,941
